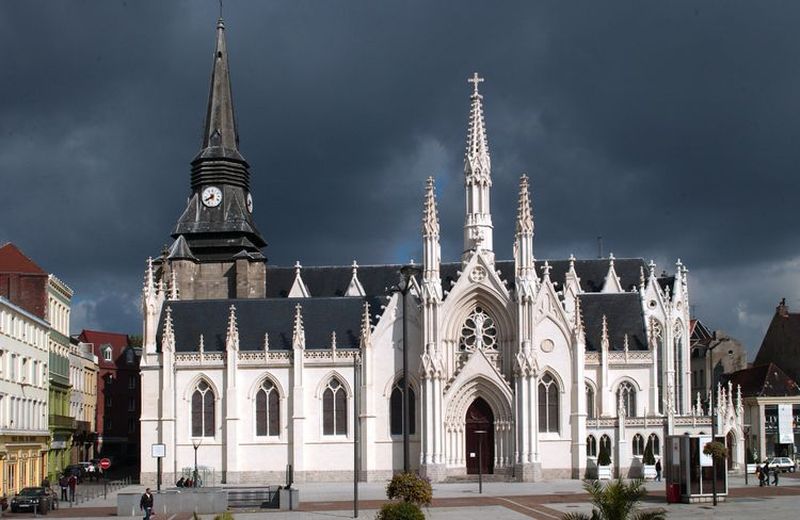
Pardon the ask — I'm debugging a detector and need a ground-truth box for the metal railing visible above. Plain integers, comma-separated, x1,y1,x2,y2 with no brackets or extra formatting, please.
55,476,134,508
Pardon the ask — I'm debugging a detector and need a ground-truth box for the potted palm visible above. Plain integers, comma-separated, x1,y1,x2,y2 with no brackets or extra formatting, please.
562,478,666,520
597,440,613,480
642,439,656,480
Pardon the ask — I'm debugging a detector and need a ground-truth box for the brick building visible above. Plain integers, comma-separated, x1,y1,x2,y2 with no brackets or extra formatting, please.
77,330,141,472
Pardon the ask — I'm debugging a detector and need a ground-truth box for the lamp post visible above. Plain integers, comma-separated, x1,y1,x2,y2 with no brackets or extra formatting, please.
353,352,361,518
744,425,750,486
397,264,421,473
191,438,202,487
474,430,487,494
705,340,727,507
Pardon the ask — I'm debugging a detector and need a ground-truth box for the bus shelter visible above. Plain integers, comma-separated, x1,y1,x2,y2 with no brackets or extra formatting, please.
665,434,727,503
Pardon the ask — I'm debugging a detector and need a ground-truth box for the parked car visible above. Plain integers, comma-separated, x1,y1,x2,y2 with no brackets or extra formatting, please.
10,487,54,514
766,457,796,472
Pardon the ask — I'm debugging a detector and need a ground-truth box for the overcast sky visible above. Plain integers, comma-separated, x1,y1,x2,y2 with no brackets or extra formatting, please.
1,1,798,358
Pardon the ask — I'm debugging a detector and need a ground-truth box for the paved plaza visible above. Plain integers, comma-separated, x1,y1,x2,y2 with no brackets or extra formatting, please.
3,474,797,519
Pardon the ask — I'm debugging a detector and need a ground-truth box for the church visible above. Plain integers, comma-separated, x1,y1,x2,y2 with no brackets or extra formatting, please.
139,18,743,484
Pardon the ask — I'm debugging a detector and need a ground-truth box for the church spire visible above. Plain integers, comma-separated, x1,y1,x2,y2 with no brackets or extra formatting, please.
463,72,494,259
197,17,242,162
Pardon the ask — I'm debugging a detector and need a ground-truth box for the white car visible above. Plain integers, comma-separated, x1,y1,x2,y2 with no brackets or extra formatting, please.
766,457,796,472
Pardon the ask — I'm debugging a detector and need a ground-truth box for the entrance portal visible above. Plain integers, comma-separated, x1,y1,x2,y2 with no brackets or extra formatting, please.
465,398,494,474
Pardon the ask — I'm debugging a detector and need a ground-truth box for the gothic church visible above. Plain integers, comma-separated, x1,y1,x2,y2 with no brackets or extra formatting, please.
140,19,744,484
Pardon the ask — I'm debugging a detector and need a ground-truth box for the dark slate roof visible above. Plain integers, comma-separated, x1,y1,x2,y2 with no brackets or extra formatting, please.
578,293,647,351
722,363,800,398
754,304,800,383
158,297,383,352
266,258,649,299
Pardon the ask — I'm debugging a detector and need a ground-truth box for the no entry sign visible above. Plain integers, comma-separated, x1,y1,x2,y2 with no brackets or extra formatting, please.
99,458,111,470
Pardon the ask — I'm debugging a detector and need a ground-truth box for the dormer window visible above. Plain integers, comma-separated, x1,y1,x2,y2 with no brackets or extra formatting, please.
102,345,112,362
125,349,134,365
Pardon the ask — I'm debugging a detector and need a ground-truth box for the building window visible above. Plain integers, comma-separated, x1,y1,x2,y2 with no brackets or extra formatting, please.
128,417,136,433
191,380,215,437
105,395,112,408
632,433,645,456
103,346,112,362
390,383,416,435
600,434,612,462
255,379,279,437
586,435,597,457
128,375,137,390
538,372,559,433
616,381,637,417
104,416,112,431
458,306,498,352
586,384,595,419
128,397,136,412
673,323,684,414
322,377,347,435
648,433,660,456
125,349,134,365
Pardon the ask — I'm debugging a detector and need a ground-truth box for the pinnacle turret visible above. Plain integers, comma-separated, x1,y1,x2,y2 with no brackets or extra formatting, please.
516,174,534,235
465,73,491,177
423,177,439,238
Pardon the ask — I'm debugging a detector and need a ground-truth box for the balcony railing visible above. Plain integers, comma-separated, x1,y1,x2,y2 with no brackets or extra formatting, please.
49,414,75,430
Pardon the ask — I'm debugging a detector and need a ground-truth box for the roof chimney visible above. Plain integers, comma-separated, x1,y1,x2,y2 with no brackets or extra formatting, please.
777,298,789,318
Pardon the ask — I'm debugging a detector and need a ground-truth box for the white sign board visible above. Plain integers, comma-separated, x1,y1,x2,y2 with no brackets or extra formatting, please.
778,404,794,444
51,440,67,449
151,443,166,458
699,436,713,467
469,452,476,458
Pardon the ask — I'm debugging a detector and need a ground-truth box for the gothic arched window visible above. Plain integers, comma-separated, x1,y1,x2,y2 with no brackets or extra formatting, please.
673,322,684,414
586,435,597,457
652,320,665,414
256,379,280,437
191,380,215,437
538,372,559,433
390,383,416,435
323,377,347,435
617,381,637,417
459,306,497,351
586,383,596,419
648,433,660,456
632,433,645,456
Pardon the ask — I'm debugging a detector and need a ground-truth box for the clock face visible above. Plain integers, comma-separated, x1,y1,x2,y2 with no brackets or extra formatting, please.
246,193,253,213
201,186,222,208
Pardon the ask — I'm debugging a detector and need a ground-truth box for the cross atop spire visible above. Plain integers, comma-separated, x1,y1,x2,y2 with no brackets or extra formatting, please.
468,72,484,97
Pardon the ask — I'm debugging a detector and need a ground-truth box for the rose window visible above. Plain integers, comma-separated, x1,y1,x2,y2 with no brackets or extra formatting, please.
459,306,497,351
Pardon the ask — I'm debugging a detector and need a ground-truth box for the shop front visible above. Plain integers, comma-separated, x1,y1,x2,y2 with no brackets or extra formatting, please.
763,403,799,458
0,435,50,496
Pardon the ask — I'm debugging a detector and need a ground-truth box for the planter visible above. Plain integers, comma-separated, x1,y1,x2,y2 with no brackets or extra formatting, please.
643,465,657,480
746,464,757,474
598,464,613,480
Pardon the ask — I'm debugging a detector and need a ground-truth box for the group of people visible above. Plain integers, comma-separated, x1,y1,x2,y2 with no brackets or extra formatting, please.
57,473,78,502
175,476,200,488
756,460,780,486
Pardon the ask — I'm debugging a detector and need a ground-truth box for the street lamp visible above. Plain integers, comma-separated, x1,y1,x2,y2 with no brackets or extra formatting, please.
353,352,362,519
191,438,203,487
705,340,729,507
396,263,421,473
744,425,751,486
474,430,487,494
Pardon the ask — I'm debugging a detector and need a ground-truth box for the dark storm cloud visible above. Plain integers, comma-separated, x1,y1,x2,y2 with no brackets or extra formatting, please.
1,1,797,355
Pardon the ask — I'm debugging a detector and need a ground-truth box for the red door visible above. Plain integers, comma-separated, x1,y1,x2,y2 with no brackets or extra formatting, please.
465,398,494,474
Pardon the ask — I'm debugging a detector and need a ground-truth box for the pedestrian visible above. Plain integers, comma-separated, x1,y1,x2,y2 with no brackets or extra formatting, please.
773,467,780,486
655,458,662,482
140,488,154,520
59,474,69,501
68,473,77,502
176,477,185,488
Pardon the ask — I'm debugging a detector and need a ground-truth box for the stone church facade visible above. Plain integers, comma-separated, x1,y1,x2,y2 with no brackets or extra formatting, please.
140,19,743,484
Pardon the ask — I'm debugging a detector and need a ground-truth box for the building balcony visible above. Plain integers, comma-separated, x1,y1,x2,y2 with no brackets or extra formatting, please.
48,414,75,431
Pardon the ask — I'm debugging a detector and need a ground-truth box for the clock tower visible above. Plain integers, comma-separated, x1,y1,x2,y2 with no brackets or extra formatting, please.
163,18,267,300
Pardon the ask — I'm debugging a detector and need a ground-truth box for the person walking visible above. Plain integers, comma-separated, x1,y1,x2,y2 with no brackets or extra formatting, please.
772,467,780,486
68,473,77,502
655,458,662,482
140,488,154,520
59,474,69,501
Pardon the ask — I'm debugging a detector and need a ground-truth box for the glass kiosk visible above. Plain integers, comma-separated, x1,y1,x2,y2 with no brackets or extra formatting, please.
665,434,727,503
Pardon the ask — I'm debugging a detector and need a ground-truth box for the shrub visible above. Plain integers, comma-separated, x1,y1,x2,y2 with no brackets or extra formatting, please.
213,513,235,520
386,473,432,505
562,479,666,520
746,447,756,464
377,501,425,520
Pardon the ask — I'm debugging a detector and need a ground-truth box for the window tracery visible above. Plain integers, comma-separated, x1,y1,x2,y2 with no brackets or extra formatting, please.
191,379,215,437
459,306,497,352
256,379,279,436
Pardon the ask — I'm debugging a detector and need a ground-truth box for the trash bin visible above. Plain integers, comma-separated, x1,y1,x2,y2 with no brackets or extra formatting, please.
666,483,680,504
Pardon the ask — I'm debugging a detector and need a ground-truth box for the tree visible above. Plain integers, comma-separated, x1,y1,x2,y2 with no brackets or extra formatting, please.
378,473,432,520
642,439,655,466
703,440,727,462
598,439,612,466
562,479,666,520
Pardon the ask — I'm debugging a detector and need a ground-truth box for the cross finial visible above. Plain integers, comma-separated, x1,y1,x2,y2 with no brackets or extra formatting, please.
468,72,484,96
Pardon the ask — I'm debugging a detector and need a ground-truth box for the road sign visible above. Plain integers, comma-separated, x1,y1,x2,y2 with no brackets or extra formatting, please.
99,458,111,470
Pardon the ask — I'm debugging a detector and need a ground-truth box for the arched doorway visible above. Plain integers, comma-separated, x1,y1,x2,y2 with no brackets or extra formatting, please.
726,431,736,469
465,398,494,474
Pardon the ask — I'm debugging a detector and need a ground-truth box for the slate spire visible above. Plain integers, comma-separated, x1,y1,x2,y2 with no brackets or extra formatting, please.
197,17,242,162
